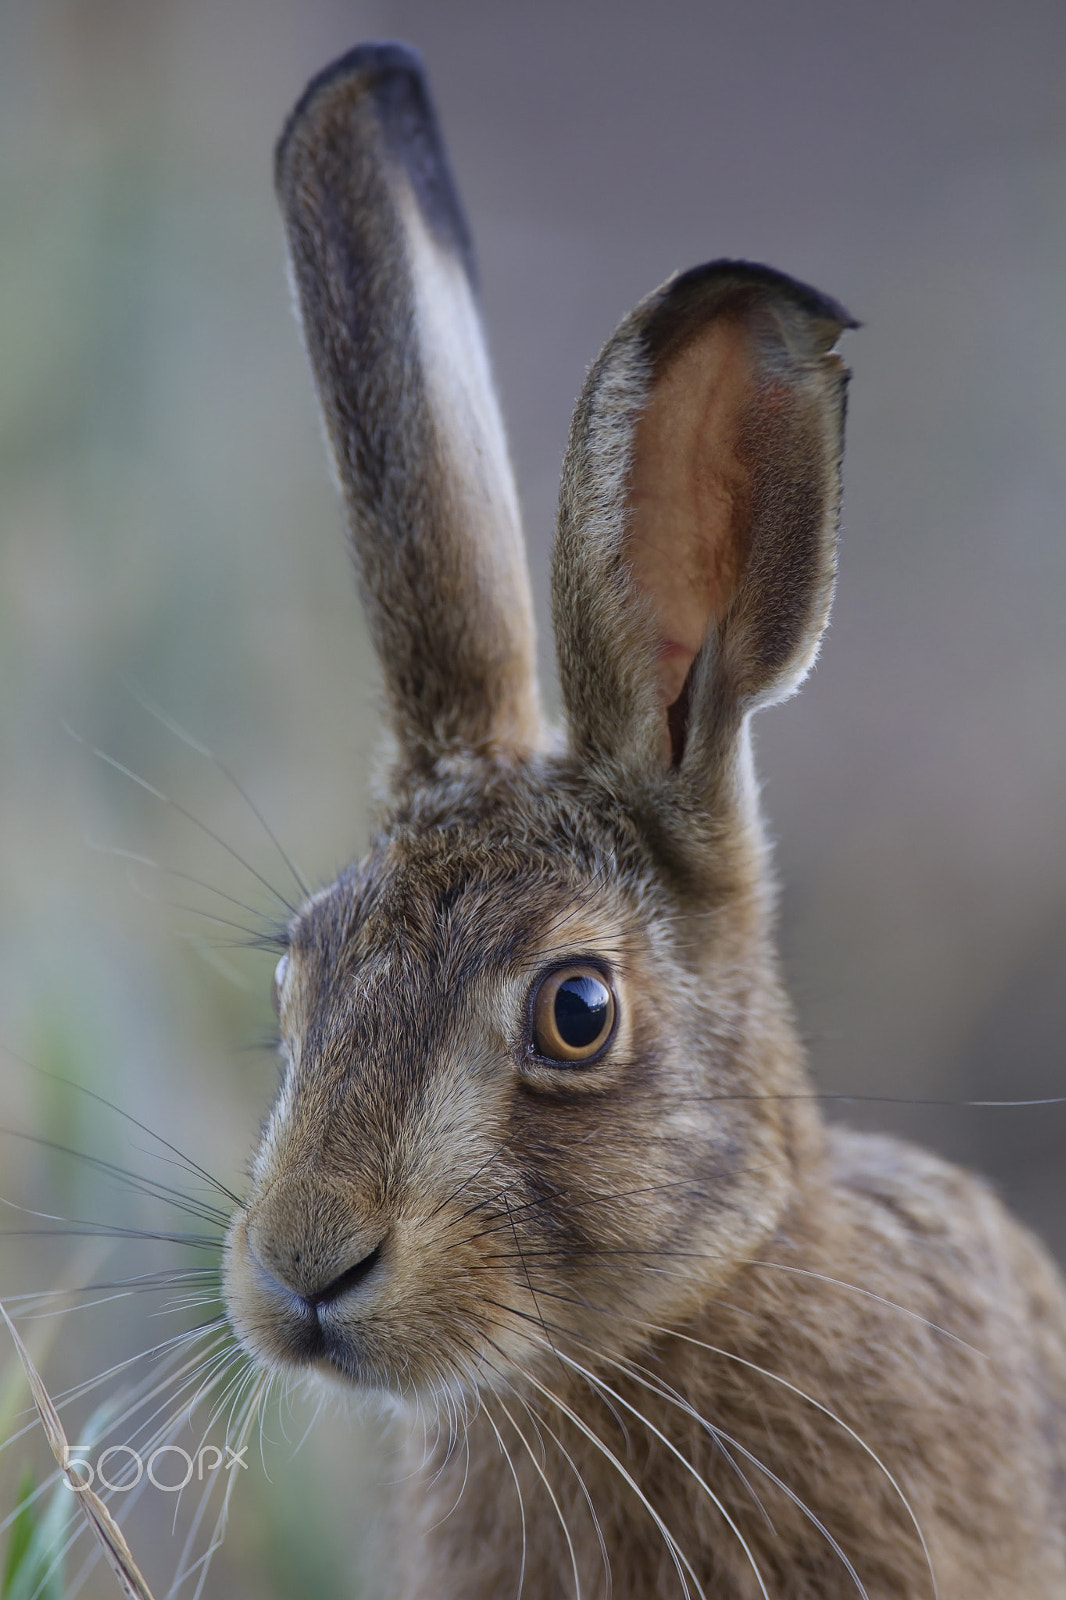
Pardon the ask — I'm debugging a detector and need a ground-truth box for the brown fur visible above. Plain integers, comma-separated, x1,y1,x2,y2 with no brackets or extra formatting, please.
275,44,540,762
224,42,1066,1598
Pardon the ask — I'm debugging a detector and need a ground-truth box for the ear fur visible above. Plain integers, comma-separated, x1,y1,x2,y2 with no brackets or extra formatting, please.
553,261,855,789
276,43,540,765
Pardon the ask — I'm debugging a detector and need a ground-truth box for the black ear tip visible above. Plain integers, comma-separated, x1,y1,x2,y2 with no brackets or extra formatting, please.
274,39,429,186
657,260,860,352
273,39,477,289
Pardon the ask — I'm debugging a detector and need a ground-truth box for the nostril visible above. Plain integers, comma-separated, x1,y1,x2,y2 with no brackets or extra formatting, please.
303,1241,384,1310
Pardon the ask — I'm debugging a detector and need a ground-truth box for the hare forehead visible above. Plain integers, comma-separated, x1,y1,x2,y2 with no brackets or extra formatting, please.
289,834,648,980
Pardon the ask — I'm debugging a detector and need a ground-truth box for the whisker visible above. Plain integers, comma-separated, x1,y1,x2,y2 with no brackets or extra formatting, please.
462,1212,980,1356
470,1258,941,1600
635,1317,939,1600
479,1396,529,1600
478,1326,701,1600
65,1341,234,1486
614,1349,773,1535
77,1339,251,1592
148,900,279,943
19,1290,179,1322
491,1386,585,1600
0,1043,242,1206
177,1369,270,1600
1,1349,229,1518
429,1135,517,1223
711,1425,866,1597
126,685,312,902
502,1194,558,1366
740,1260,984,1358
289,1386,327,1460
516,1325,771,1600
1,1323,225,1452
597,1088,1066,1111
63,722,298,917
2,1327,238,1600
1,1223,223,1250
0,1127,231,1228
62,1339,244,1600
457,1177,702,1249
54,1322,226,1406
470,1342,612,1599
4,1271,218,1321
86,836,286,933
424,1393,474,1523
578,1337,868,1599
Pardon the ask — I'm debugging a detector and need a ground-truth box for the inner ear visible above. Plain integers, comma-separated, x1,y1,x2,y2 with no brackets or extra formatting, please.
665,654,699,767
625,315,758,765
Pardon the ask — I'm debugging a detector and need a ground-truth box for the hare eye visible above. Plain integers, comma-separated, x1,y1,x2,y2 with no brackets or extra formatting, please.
271,954,289,1013
531,965,616,1064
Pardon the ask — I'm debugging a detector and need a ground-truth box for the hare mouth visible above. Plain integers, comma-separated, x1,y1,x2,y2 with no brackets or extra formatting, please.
243,1292,372,1385
241,1259,373,1374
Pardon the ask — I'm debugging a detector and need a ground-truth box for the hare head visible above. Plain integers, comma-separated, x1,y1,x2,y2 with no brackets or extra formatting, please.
223,39,852,1401
221,39,1066,1600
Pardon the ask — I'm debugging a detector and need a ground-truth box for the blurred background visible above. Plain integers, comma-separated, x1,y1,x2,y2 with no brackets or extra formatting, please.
0,0,1063,1595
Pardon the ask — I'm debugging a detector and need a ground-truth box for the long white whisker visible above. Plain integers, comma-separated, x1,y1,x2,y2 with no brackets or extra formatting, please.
516,1386,612,1597
635,1318,938,1600
0,1323,228,1458
743,1261,984,1358
167,1365,262,1599
592,1341,868,1599
192,1369,271,1600
526,1334,770,1600
492,1388,584,1600
480,1396,529,1600
512,1358,702,1600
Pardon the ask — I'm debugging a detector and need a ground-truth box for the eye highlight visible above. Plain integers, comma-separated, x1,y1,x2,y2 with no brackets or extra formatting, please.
530,965,617,1064
271,953,289,1014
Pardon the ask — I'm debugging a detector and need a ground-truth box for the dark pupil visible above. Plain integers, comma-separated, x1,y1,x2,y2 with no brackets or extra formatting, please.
554,975,610,1049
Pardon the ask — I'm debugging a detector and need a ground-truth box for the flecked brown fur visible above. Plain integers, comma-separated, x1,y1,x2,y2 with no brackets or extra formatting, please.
223,41,1066,1599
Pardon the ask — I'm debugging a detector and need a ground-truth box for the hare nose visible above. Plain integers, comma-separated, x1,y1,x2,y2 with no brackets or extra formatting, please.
244,1173,384,1309
301,1241,383,1310
249,1235,385,1316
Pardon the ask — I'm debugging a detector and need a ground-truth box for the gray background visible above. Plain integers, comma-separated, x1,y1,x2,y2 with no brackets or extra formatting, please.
1,2,1063,1595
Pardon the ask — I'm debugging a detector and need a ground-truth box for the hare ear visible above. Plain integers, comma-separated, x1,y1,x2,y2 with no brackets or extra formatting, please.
553,261,854,785
276,43,540,764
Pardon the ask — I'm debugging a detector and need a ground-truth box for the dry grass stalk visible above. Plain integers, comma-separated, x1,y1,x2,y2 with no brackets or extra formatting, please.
0,1297,158,1600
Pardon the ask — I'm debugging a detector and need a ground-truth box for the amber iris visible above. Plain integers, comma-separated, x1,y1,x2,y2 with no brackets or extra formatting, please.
531,965,616,1063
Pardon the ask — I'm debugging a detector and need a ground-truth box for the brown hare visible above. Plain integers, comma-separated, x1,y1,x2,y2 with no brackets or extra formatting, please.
223,41,1066,1599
